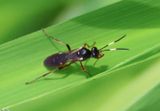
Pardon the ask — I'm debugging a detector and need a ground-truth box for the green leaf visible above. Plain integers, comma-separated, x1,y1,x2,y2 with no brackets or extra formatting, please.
9,55,160,111
0,0,160,111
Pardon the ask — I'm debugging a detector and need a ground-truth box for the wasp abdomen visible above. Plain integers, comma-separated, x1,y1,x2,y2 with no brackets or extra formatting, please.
44,53,68,67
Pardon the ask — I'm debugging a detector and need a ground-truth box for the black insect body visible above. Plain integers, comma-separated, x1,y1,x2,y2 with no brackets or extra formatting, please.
44,53,69,68
25,30,129,84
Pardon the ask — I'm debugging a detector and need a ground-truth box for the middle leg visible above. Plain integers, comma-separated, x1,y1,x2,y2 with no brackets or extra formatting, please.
83,42,96,48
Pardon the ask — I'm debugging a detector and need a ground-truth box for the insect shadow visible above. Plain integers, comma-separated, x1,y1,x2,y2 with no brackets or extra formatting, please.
44,64,108,80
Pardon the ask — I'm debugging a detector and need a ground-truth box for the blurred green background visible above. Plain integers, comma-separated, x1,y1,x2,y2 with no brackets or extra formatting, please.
0,0,118,44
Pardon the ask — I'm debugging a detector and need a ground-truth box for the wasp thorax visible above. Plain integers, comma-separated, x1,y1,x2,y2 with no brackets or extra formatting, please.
77,48,91,60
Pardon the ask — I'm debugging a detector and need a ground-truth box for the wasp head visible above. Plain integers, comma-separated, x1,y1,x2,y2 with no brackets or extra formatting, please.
91,47,103,59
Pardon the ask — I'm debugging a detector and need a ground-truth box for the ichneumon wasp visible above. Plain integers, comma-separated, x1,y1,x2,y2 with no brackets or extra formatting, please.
25,30,129,84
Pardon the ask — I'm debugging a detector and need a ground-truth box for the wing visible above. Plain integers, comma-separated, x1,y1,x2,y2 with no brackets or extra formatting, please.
44,53,68,67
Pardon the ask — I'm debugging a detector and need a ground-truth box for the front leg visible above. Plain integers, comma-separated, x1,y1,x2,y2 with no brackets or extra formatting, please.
93,54,104,66
79,61,91,77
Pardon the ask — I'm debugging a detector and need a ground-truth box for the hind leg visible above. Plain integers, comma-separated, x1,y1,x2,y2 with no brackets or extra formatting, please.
42,29,71,51
25,69,57,85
